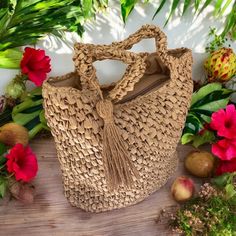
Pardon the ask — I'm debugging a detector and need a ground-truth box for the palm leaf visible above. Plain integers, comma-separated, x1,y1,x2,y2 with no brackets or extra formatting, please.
194,0,201,12
152,0,166,19
120,0,138,23
0,48,22,69
214,0,224,16
164,0,181,26
198,0,214,15
221,1,236,39
220,0,233,15
0,0,85,51
182,0,192,15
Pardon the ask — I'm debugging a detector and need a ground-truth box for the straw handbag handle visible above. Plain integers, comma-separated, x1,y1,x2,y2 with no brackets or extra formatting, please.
111,25,168,59
73,25,169,102
73,43,147,102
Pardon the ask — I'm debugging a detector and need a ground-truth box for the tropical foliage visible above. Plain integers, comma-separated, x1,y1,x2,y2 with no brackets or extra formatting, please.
120,0,236,40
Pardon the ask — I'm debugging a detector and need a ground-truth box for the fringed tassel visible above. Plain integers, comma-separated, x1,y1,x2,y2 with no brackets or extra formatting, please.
96,99,139,190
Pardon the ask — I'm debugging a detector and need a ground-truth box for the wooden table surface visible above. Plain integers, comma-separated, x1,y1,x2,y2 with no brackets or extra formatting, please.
0,137,203,236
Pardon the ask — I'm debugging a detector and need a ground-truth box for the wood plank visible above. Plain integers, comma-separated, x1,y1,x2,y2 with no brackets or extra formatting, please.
0,137,203,236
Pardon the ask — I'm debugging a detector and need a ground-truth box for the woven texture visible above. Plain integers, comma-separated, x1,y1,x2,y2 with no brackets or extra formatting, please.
42,25,193,212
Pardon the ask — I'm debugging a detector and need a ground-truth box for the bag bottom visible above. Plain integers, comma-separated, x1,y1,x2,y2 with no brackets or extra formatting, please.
63,151,178,213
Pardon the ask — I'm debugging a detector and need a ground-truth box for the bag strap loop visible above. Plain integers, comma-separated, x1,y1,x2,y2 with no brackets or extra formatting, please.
73,43,147,102
73,25,169,102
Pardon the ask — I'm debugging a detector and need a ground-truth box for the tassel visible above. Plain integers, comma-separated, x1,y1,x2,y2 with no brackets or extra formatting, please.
96,99,139,190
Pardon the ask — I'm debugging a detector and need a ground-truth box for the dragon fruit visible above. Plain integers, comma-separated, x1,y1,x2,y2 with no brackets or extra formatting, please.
204,47,236,82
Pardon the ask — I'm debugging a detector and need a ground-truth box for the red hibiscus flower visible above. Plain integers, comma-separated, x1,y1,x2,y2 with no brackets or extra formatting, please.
210,104,236,139
215,158,236,176
212,138,236,161
6,143,38,182
20,47,51,86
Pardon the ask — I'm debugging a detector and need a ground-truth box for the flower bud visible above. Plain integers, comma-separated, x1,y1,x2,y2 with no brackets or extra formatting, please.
171,176,194,202
5,79,25,100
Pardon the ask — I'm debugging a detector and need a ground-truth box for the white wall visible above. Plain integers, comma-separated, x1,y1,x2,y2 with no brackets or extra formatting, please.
0,1,235,95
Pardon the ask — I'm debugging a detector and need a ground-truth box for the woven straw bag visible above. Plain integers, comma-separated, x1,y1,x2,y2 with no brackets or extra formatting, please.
42,25,193,212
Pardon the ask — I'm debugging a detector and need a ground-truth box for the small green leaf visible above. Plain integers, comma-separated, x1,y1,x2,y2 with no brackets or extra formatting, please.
214,0,224,16
181,133,194,145
0,142,7,156
192,130,215,148
0,177,8,198
191,83,222,106
220,0,233,16
182,0,191,15
0,48,22,69
164,0,181,26
152,0,166,19
212,173,235,188
0,155,7,166
183,114,203,135
120,0,137,23
225,183,236,199
194,0,201,12
82,0,93,19
198,0,214,16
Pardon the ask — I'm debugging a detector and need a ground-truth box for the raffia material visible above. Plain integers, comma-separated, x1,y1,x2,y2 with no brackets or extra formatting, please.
42,25,193,212
96,99,139,189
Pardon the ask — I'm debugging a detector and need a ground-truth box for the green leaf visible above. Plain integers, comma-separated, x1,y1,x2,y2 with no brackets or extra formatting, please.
82,0,93,19
196,97,230,112
225,183,236,199
191,89,232,110
214,0,224,16
152,0,166,19
181,133,194,145
0,155,7,166
182,0,191,15
164,0,181,26
120,0,137,23
28,123,43,139
12,110,41,126
0,48,22,69
0,0,86,51
191,83,222,106
194,0,201,12
212,173,236,188
198,0,214,16
221,2,236,38
183,113,203,136
0,142,7,156
192,130,215,147
0,177,8,198
12,98,43,115
220,0,233,16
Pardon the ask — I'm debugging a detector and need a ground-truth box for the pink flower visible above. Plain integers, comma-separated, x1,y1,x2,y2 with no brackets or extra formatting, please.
212,138,236,161
215,158,236,176
6,143,38,182
20,47,51,86
210,104,236,139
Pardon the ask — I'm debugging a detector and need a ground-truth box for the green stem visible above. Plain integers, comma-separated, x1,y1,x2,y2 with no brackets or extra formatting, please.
6,173,14,179
0,164,6,170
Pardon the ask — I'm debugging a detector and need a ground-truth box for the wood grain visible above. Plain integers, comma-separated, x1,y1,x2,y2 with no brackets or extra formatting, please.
0,137,204,236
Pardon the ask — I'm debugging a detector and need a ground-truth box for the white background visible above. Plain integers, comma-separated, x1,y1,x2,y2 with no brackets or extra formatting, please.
0,1,235,95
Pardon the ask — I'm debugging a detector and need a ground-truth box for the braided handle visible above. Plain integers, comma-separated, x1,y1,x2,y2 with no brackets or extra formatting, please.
73,43,147,102
111,25,168,59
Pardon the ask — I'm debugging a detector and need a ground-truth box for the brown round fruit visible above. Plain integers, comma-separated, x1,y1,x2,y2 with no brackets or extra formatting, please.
0,123,29,146
185,150,215,178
